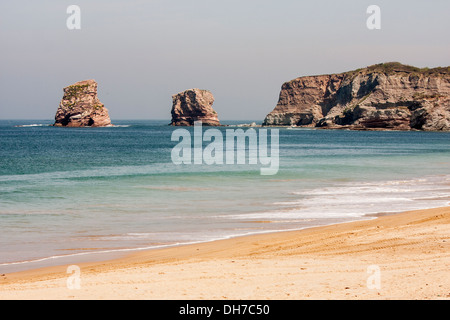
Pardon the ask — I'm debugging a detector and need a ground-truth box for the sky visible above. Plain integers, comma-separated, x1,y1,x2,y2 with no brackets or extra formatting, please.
0,0,449,121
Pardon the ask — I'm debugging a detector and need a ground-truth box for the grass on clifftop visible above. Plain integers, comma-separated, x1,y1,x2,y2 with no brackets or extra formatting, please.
287,62,449,84
349,62,450,76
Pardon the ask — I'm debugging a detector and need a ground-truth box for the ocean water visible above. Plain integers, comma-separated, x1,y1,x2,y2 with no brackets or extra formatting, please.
0,120,449,273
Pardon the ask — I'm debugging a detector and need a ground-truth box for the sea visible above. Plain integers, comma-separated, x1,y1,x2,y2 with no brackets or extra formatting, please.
1,119,449,273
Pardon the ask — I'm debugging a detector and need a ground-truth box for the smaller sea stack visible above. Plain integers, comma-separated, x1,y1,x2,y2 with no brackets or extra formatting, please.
170,89,220,126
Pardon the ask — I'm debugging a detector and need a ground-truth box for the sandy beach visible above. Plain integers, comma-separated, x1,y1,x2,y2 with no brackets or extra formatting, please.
0,206,449,300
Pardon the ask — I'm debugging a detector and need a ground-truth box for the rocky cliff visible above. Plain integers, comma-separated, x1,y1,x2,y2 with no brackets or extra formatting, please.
54,80,112,127
170,89,220,126
263,63,450,131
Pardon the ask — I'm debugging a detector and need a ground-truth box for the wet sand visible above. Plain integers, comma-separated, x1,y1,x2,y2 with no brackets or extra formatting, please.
1,207,449,300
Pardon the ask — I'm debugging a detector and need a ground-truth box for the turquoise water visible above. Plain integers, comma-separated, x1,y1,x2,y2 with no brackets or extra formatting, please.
0,120,449,272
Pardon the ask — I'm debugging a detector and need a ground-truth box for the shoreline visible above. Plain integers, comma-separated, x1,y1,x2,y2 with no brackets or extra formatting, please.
0,216,372,275
1,208,392,275
0,206,433,275
0,215,373,275
1,206,449,299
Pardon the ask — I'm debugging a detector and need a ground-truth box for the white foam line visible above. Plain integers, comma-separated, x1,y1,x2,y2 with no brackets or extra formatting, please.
0,242,197,268
14,124,51,127
0,214,381,271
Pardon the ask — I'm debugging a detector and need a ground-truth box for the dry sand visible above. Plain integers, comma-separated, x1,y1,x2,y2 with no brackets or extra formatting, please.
0,207,449,300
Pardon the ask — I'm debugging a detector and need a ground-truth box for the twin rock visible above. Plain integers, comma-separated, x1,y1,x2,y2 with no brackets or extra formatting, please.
54,62,450,131
53,80,219,128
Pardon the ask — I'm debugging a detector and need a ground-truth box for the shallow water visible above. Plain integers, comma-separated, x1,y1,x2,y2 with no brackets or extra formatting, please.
0,120,449,272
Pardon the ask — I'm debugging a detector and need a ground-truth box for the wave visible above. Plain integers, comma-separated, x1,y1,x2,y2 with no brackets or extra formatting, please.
223,175,450,220
0,164,166,182
2,174,449,273
13,124,133,128
14,124,51,127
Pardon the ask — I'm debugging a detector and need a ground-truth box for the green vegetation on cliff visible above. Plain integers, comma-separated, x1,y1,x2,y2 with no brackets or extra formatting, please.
346,62,450,77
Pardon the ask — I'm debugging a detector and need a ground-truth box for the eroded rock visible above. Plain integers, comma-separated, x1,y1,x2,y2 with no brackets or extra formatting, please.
263,63,450,131
54,80,112,127
170,89,220,126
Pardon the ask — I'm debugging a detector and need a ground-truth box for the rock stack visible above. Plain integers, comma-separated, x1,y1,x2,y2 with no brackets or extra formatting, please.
54,79,112,127
170,89,220,126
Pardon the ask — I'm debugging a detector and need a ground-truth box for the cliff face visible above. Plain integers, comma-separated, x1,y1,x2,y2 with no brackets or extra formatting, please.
170,89,220,126
263,63,450,131
54,80,112,127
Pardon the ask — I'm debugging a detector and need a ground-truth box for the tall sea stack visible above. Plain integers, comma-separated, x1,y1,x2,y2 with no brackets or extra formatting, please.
54,79,112,127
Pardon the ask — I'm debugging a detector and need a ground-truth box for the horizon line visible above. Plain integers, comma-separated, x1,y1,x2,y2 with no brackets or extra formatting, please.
0,118,264,122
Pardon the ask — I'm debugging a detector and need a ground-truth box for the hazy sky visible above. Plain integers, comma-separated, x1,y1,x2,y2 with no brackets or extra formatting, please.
1,0,449,120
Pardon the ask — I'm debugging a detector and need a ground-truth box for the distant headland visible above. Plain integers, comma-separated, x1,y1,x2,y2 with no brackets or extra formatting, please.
263,62,450,131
